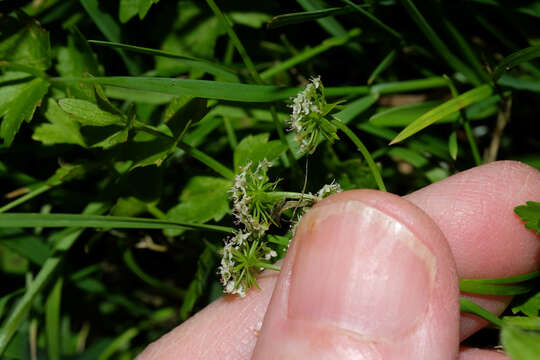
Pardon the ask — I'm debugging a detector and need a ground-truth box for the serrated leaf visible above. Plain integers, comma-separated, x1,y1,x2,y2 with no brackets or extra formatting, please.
493,44,540,80
33,98,86,146
234,133,288,170
58,98,126,127
0,78,49,146
390,85,493,145
515,201,540,234
165,176,231,236
0,16,51,71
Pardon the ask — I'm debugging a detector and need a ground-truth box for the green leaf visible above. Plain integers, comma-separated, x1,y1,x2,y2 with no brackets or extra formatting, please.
370,101,446,127
54,76,298,102
229,12,271,28
390,84,493,145
448,131,458,160
0,15,51,71
180,245,216,320
297,0,351,39
493,44,540,81
137,0,160,19
515,201,540,234
45,278,63,360
58,98,126,127
501,318,540,360
165,176,232,236
499,74,540,93
0,77,49,146
234,133,288,170
267,6,354,29
0,289,24,321
513,291,540,317
460,297,504,327
0,213,232,233
88,40,239,82
0,234,51,266
119,0,139,23
33,98,86,146
332,94,380,124
0,245,27,274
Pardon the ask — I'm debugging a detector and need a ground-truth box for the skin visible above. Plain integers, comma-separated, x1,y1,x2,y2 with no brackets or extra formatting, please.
137,161,540,359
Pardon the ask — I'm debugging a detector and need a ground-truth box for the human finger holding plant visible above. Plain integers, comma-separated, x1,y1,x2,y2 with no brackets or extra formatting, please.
136,78,540,360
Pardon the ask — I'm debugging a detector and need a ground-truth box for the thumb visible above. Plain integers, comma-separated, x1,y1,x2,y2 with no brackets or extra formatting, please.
253,190,460,359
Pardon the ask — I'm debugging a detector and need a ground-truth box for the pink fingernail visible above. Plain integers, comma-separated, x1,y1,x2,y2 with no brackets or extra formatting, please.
288,200,437,341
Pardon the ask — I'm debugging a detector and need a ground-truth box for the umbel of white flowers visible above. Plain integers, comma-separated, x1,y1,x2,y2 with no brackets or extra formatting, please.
219,158,343,297
287,76,340,154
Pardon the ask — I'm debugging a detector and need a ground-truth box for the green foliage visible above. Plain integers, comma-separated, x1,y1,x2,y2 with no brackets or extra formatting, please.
515,201,540,234
0,0,539,357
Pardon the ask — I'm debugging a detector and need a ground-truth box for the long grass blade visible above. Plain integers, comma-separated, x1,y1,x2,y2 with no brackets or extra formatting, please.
52,77,298,102
0,213,233,233
88,40,239,82
390,84,493,145
493,44,540,80
268,6,355,29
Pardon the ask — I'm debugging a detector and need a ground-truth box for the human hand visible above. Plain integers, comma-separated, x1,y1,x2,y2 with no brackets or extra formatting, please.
137,161,540,359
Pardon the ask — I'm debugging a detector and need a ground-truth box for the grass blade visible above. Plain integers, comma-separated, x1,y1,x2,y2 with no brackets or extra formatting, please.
390,84,493,145
368,49,397,85
45,278,63,360
52,76,298,102
493,44,540,81
88,40,239,82
332,93,379,124
399,0,480,84
342,0,402,40
79,0,139,75
297,0,350,38
0,213,233,233
460,281,536,295
460,298,504,327
260,28,361,80
268,6,354,29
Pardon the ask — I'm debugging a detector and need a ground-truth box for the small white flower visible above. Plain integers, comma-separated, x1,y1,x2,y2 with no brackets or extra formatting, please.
316,180,343,200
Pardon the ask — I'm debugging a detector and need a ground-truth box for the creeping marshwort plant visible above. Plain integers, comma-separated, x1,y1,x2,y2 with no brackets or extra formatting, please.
220,158,342,297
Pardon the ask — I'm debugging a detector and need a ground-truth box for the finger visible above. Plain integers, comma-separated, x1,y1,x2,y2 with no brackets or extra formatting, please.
137,161,540,359
404,160,540,339
459,347,510,360
252,190,460,359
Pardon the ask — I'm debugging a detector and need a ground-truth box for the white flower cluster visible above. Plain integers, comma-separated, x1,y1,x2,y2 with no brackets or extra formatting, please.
316,180,343,200
218,230,250,297
288,76,322,153
230,159,273,236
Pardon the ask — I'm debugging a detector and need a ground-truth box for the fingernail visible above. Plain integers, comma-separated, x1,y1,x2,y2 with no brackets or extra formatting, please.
288,200,437,341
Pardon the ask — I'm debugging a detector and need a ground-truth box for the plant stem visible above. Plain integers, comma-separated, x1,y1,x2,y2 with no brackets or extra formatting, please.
265,192,318,202
463,122,483,166
205,0,263,84
0,184,50,213
460,298,504,327
256,263,281,271
333,120,387,192
341,0,402,40
223,117,237,150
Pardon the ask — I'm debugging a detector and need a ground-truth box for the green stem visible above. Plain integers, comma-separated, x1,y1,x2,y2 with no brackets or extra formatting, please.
460,297,504,327
223,117,238,150
270,105,292,167
256,263,281,271
260,29,361,80
135,123,234,180
333,120,387,192
341,0,402,40
265,192,317,202
463,122,483,166
0,184,50,213
206,0,263,85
